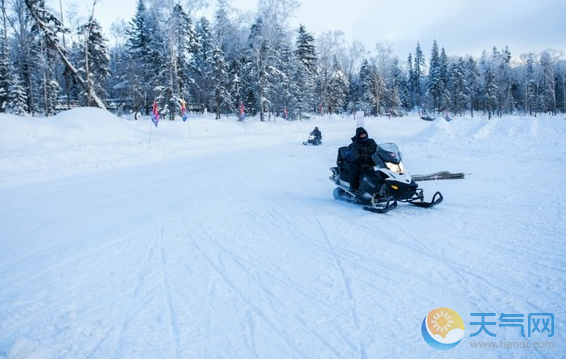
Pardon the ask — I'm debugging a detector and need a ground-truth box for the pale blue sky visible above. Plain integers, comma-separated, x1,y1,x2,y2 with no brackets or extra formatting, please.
52,0,566,58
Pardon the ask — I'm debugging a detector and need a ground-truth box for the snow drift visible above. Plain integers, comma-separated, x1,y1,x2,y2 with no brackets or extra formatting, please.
0,109,564,358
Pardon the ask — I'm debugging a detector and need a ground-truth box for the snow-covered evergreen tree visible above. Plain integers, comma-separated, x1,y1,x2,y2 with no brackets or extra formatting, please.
125,0,162,113
190,17,215,112
357,59,384,116
76,17,111,106
170,4,196,104
438,47,450,111
522,53,539,115
295,24,316,74
242,17,284,121
491,46,513,116
411,42,426,109
479,50,498,119
426,40,446,113
540,51,557,114
211,44,231,119
7,72,29,116
448,57,468,116
465,56,480,117
0,24,10,112
293,24,316,118
327,58,350,114
385,58,404,116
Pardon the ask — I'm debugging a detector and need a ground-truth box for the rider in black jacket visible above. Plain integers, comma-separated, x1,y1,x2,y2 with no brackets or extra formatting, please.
311,127,322,142
345,127,378,190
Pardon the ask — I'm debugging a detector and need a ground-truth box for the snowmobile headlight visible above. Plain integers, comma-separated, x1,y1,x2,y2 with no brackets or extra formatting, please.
391,185,399,190
385,162,402,173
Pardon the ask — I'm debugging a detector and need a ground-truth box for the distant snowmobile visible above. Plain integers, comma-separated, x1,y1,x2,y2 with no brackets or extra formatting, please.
303,134,322,146
304,127,322,146
329,143,443,213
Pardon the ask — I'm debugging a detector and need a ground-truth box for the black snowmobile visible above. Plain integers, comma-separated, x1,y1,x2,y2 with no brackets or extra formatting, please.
329,143,443,213
303,130,322,146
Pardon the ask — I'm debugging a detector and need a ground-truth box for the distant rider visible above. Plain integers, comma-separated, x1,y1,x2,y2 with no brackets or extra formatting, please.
311,127,322,143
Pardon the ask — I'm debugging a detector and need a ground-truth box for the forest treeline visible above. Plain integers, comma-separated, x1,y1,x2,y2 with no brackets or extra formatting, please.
1,0,565,120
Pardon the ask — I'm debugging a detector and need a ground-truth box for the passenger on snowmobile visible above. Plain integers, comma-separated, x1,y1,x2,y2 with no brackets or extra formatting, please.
342,127,377,190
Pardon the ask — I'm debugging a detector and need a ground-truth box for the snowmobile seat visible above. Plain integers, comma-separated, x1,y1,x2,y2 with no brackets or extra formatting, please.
336,146,351,181
336,146,349,166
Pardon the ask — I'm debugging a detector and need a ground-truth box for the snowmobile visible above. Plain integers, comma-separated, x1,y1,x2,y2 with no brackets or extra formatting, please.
303,134,322,146
329,143,443,213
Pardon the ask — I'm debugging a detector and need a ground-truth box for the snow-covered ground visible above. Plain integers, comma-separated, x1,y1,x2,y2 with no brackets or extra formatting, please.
1,108,564,358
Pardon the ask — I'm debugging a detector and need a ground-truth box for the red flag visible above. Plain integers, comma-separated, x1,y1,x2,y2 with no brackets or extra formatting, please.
239,102,245,121
180,99,187,122
152,100,160,127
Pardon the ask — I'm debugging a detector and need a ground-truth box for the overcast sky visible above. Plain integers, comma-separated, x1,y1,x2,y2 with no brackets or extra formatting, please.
52,0,566,59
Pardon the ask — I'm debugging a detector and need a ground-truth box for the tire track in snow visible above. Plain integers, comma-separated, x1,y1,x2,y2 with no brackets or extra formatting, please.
170,203,344,359
186,220,312,358
0,227,147,297
112,216,167,359
351,208,565,311
221,185,362,358
316,218,367,359
225,196,352,359
179,171,356,359
158,217,182,359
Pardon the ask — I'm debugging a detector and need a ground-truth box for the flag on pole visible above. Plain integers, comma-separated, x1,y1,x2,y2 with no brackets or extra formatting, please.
239,102,245,121
180,99,187,122
152,100,160,127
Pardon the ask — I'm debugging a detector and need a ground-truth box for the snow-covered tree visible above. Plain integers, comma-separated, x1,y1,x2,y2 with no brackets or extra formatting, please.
465,56,480,117
125,0,163,113
169,4,196,104
189,16,215,112
385,58,405,116
292,24,316,118
479,50,498,119
357,59,384,116
426,40,447,113
426,40,439,111
24,0,106,110
491,46,513,116
410,42,426,109
540,51,557,114
210,44,231,119
0,2,10,112
448,57,468,116
242,17,284,121
7,72,29,115
76,17,110,106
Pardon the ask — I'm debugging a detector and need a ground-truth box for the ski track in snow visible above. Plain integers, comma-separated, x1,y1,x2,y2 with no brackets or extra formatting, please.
0,110,565,358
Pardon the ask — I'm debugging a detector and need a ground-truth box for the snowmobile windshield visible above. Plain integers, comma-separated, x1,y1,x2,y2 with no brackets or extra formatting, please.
375,143,403,165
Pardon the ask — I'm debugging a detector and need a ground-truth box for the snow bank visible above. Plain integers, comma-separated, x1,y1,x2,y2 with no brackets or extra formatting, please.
1,108,565,358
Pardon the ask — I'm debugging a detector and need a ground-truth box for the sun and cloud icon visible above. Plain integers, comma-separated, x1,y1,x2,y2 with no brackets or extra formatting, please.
421,307,465,350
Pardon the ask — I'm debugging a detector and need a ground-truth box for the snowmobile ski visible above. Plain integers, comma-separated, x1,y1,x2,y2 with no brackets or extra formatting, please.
363,197,398,214
407,191,443,208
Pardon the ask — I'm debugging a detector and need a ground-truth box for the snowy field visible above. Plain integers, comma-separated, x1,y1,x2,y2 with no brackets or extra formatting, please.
0,108,565,358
